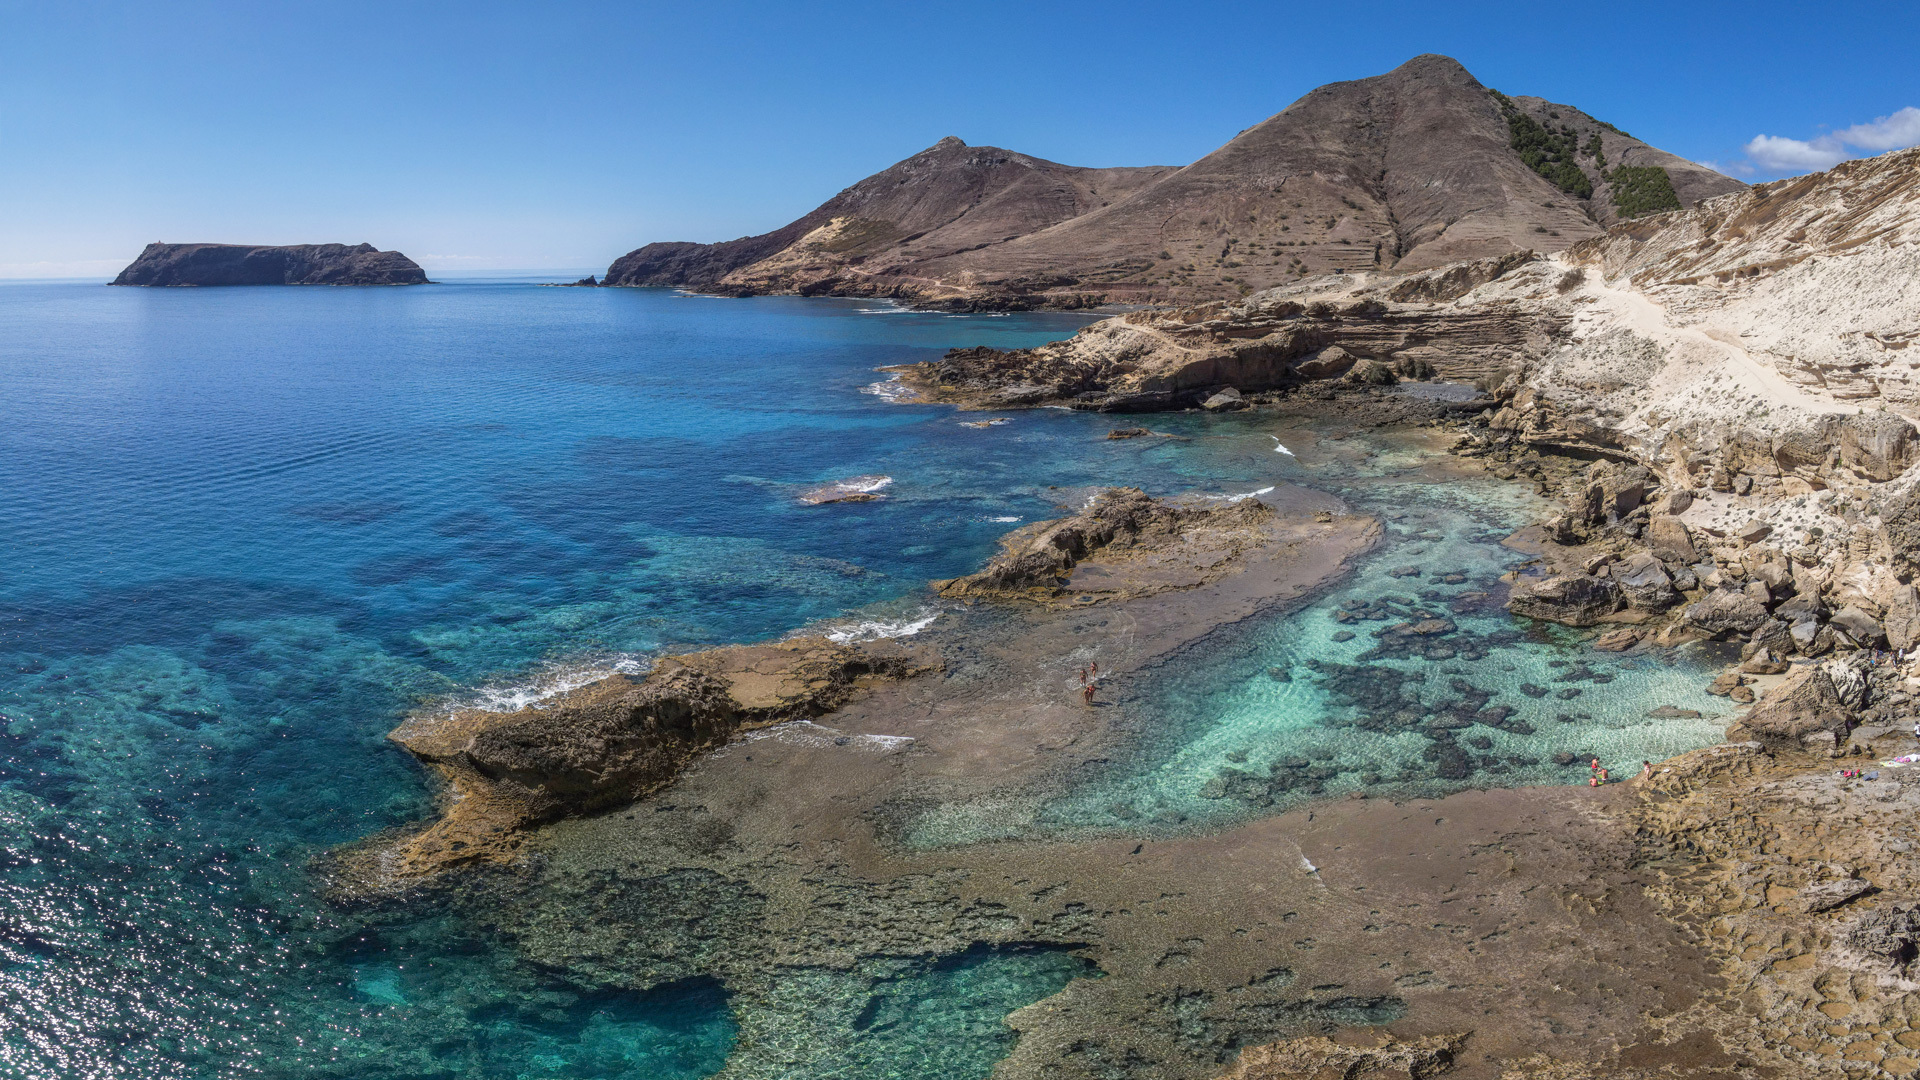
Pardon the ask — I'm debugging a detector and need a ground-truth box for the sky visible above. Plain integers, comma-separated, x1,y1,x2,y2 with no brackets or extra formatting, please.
2,1,1916,278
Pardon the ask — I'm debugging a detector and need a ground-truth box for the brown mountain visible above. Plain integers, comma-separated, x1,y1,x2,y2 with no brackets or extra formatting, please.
605,55,1741,308
603,137,1175,300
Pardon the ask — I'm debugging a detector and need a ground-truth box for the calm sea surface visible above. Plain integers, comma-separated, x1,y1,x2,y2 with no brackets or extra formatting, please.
0,279,1726,1078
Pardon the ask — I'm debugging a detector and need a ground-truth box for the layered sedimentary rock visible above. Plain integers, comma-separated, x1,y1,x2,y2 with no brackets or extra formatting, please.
606,55,1739,309
1460,147,1920,680
886,253,1562,411
111,242,428,285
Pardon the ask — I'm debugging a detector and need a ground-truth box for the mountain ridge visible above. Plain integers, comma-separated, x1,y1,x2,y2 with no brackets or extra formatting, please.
605,55,1742,309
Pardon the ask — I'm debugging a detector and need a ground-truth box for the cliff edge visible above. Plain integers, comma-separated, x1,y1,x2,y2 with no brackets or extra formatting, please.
111,242,429,286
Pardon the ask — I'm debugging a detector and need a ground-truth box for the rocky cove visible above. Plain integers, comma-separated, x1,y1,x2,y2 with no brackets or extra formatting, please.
324,145,1920,1078
334,424,1763,1079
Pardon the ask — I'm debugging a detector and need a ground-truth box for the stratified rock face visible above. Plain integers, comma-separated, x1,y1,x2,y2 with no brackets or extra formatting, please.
605,55,1739,308
111,243,428,286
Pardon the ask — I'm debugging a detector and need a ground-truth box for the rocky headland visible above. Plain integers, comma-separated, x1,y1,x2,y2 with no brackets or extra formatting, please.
110,242,429,286
602,55,1740,310
338,144,1920,1076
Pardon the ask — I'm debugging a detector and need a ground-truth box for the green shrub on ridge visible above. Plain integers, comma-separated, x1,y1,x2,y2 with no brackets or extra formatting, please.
1607,165,1683,217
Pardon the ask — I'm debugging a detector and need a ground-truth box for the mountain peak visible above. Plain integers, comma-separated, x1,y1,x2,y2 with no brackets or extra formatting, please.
1389,53,1477,80
606,58,1746,307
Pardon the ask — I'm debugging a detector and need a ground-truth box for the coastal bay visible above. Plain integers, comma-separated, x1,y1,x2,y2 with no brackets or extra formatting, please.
3,265,1895,1078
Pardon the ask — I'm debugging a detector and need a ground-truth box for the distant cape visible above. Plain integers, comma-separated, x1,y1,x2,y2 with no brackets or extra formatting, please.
111,243,428,286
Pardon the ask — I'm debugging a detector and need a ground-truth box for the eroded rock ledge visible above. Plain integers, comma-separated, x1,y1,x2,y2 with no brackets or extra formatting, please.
333,637,927,885
934,487,1288,603
342,489,1370,891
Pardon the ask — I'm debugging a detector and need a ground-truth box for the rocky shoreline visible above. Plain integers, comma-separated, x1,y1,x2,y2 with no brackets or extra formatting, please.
332,146,1920,1077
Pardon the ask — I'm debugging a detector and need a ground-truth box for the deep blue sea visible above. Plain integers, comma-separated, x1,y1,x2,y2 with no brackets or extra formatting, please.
0,278,1728,1078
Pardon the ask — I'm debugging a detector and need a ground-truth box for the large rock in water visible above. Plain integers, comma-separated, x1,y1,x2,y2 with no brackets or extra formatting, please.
112,243,428,286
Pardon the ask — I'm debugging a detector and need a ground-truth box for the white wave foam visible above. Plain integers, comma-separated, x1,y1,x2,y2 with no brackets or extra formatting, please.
799,474,893,503
459,654,651,714
862,376,917,403
986,515,1021,523
822,609,937,644
1271,436,1295,456
1198,486,1275,504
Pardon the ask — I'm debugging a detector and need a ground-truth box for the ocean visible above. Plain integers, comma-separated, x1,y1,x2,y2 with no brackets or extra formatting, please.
0,278,1727,1078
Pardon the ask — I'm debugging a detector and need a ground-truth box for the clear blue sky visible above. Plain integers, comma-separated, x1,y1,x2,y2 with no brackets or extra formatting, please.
3,0,1916,277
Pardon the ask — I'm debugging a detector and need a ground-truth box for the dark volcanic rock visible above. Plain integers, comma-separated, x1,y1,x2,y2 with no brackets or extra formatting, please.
112,242,427,286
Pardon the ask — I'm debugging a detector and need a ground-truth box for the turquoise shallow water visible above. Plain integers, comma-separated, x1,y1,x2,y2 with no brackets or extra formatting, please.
0,280,1726,1077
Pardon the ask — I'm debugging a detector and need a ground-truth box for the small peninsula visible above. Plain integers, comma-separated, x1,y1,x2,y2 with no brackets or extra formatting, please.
110,242,428,286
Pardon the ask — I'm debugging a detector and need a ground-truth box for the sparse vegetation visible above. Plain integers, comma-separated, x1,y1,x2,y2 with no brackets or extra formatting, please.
1394,355,1436,379
1607,165,1682,217
1490,90,1593,199
1584,133,1607,169
1351,360,1397,385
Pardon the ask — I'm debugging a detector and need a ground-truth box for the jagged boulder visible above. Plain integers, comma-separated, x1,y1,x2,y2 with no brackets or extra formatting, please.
933,487,1280,601
1613,551,1679,611
1647,515,1698,564
1737,664,1856,750
1831,604,1889,647
1883,586,1920,651
1684,588,1771,636
1201,387,1248,411
1508,574,1622,626
1572,461,1652,525
1293,345,1356,380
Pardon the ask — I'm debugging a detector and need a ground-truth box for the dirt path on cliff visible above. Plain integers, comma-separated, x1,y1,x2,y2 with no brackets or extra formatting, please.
1579,267,1854,417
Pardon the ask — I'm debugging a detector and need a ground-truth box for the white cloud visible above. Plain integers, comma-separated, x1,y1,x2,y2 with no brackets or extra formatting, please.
1743,106,1920,175
1698,158,1756,178
1838,106,1920,151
